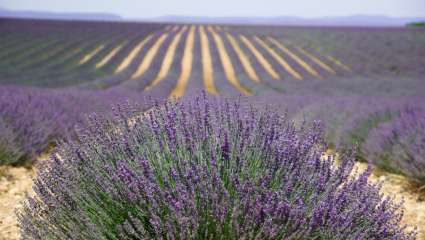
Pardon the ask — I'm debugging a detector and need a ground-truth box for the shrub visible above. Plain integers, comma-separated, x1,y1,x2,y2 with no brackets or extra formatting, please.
19,94,415,239
333,98,423,160
364,108,425,184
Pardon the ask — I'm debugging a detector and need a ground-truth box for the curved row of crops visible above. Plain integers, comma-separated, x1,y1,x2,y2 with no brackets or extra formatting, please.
0,85,166,165
0,19,351,96
1,85,424,188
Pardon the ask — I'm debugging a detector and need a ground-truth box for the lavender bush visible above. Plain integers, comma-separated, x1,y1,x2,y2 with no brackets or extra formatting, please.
364,108,425,184
276,96,425,184
19,94,415,239
320,97,424,161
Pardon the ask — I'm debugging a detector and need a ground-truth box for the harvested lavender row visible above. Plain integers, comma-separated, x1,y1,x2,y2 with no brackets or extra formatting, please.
19,93,415,239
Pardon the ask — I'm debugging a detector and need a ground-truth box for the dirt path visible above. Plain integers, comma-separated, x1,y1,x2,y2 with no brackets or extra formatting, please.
95,42,126,69
354,162,425,239
322,52,352,72
267,37,322,79
131,33,169,79
169,26,196,98
78,44,105,65
239,35,281,80
253,36,303,80
115,35,154,74
295,46,338,74
226,33,261,83
0,166,33,240
199,26,218,94
209,28,251,95
145,28,186,91
171,25,180,32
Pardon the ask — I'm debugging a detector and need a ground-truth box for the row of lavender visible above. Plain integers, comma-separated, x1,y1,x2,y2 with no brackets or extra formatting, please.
233,25,425,78
0,18,164,87
1,85,424,186
3,19,424,94
243,94,425,185
0,85,166,165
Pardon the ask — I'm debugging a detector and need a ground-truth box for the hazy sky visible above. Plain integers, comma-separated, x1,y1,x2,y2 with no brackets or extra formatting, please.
1,0,424,18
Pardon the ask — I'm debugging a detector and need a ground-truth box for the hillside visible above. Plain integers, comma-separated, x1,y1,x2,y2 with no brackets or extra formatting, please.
153,15,425,26
0,7,121,21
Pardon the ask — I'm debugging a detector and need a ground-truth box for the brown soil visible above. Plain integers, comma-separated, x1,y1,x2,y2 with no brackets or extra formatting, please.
199,26,218,94
254,36,303,80
267,37,322,79
95,42,126,69
239,34,281,80
114,34,154,74
78,44,105,65
355,161,425,239
226,33,261,83
169,26,196,98
0,166,34,240
209,28,251,95
131,33,169,80
145,28,186,91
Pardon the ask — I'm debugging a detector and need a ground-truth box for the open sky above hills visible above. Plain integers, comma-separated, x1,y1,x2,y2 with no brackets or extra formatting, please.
1,0,424,19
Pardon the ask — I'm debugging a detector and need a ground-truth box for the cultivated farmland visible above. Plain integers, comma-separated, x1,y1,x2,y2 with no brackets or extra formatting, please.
0,19,357,93
1,18,425,239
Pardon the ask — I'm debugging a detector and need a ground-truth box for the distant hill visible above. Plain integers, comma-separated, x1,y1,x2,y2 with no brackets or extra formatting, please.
1,7,423,27
0,8,122,21
407,22,425,27
153,15,425,27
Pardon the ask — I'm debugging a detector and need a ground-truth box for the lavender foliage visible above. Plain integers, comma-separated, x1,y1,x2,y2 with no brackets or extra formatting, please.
0,86,74,165
0,85,156,165
260,95,425,185
364,108,425,184
19,94,415,239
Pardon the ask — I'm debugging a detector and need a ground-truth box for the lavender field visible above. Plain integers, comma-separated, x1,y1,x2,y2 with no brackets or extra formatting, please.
0,17,425,239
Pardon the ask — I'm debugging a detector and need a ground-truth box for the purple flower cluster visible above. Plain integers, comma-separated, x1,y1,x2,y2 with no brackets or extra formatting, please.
0,86,76,165
0,85,156,165
364,108,425,184
277,95,425,184
18,93,415,239
315,97,425,185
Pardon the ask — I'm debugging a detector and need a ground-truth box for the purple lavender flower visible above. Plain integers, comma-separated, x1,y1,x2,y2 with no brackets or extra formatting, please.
18,94,416,239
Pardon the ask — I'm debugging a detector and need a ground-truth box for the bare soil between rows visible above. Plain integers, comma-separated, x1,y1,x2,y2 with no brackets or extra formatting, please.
0,166,34,240
0,157,424,239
